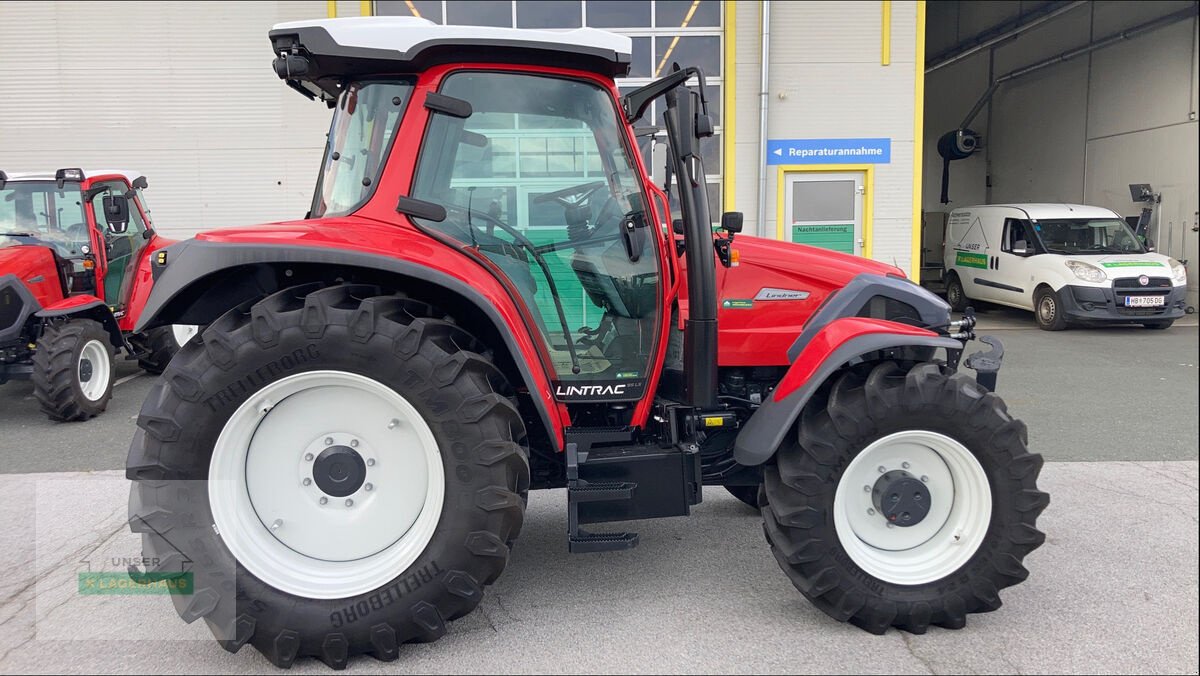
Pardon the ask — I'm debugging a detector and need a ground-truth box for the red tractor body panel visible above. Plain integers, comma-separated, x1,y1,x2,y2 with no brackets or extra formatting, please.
116,234,175,333
672,235,905,367
37,293,106,315
0,245,63,308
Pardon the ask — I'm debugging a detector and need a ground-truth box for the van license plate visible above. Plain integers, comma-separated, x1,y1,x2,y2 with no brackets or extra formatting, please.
1125,296,1165,307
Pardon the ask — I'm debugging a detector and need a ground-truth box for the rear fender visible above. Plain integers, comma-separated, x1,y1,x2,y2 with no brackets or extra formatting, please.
136,239,565,451
35,295,125,349
733,317,962,466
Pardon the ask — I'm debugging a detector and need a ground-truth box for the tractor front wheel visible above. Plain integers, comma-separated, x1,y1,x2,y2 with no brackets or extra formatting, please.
32,318,115,421
761,361,1048,634
126,284,529,668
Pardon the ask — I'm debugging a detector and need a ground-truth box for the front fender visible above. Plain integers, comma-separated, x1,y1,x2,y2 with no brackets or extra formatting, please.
35,295,125,349
733,317,963,466
136,237,566,451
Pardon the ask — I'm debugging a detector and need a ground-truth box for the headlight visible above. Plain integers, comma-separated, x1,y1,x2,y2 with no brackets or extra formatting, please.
1169,258,1188,284
1065,260,1107,283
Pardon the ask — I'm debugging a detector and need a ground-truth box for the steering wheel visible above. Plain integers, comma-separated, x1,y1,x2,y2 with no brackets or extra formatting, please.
532,181,607,209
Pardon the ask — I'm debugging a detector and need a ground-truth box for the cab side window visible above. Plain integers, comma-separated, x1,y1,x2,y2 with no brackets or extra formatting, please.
1002,218,1032,253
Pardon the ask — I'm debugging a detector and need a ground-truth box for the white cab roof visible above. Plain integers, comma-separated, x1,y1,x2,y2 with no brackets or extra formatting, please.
952,203,1121,220
272,16,631,62
2,169,142,184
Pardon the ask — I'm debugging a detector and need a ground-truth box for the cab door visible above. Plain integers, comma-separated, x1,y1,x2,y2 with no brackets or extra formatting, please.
88,179,151,309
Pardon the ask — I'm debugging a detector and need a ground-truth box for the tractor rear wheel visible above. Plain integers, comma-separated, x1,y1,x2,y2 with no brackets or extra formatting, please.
32,318,115,421
126,284,529,668
137,324,199,374
761,361,1048,634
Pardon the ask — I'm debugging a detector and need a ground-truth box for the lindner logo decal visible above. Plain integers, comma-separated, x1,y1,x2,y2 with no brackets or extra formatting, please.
754,287,811,301
555,383,628,397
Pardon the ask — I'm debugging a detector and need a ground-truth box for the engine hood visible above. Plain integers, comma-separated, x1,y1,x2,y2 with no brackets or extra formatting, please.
0,244,64,308
710,236,905,367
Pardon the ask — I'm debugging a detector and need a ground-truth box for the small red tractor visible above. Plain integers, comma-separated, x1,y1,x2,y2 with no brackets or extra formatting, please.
126,17,1048,668
0,169,193,420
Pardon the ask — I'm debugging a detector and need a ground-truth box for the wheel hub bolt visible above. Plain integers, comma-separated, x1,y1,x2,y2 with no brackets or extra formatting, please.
877,465,886,473
324,437,334,446
302,478,312,486
867,508,876,516
863,485,871,493
304,453,314,462
921,475,929,483
902,462,911,469
319,497,328,505
367,458,376,467
364,483,373,491
345,498,354,507
350,439,359,448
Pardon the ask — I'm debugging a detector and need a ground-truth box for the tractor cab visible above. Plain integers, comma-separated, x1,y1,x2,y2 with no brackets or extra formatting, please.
0,168,155,311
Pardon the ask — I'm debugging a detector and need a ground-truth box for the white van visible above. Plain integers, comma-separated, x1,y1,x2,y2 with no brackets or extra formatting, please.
942,204,1189,330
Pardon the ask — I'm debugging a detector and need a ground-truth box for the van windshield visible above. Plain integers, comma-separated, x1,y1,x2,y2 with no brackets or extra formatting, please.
1035,218,1145,255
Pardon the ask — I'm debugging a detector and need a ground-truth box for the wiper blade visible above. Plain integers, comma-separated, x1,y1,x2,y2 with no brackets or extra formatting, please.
458,205,583,375
0,232,37,237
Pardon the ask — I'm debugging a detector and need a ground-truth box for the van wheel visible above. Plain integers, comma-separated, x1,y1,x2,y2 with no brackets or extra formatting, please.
1033,288,1068,331
1142,320,1173,330
945,274,969,313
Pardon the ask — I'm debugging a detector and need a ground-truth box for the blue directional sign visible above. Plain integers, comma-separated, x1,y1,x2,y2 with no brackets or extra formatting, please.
767,138,891,165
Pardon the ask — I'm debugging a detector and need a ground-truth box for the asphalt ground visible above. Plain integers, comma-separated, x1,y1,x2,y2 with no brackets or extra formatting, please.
0,310,1196,673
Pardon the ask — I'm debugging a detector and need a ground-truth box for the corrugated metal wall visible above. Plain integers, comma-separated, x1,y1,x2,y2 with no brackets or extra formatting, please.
0,1,335,238
924,0,1199,307
731,1,921,274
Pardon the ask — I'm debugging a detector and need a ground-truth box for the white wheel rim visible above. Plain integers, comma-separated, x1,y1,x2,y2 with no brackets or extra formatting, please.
171,324,199,346
77,339,110,401
209,370,444,599
833,430,991,586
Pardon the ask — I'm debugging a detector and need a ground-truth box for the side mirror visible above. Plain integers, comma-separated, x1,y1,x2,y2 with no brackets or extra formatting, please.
672,218,685,235
132,176,148,190
1145,239,1156,252
102,194,130,234
720,211,744,234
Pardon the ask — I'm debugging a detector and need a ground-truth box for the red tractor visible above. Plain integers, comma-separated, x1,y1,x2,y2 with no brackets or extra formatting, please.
126,18,1048,668
0,168,192,420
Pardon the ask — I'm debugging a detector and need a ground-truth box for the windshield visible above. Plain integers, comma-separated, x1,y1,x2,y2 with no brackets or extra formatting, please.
0,180,90,258
310,79,415,218
1036,218,1145,255
410,71,659,388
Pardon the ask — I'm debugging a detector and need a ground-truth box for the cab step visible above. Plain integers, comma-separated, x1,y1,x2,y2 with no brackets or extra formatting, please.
563,439,701,554
569,530,639,553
